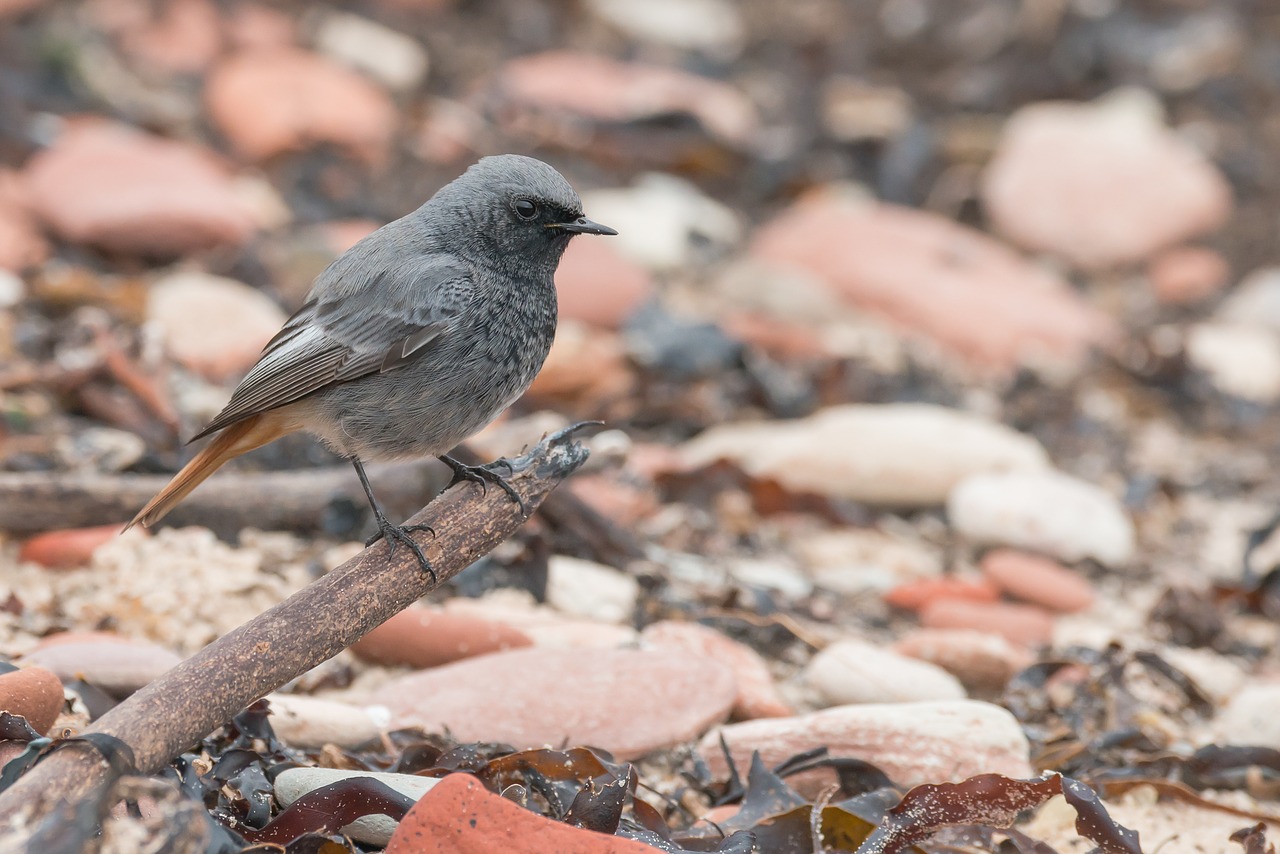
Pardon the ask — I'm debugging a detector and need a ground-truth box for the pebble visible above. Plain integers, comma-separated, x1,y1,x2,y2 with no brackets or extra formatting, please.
698,700,1032,795
0,667,65,735
1185,322,1280,403
23,121,256,255
372,647,735,760
980,549,1096,613
205,48,398,162
351,606,532,669
491,51,758,149
798,529,942,595
1216,267,1280,331
545,556,639,624
803,639,966,705
587,0,744,58
314,11,429,91
146,271,288,380
18,524,125,570
892,629,1034,692
441,596,639,649
20,633,182,696
387,772,656,853
582,174,742,272
919,599,1056,647
750,188,1108,372
948,470,1136,565
555,238,653,329
642,620,792,719
1147,246,1230,305
1213,683,1280,749
981,90,1231,269
883,576,1000,612
265,693,383,749
681,403,1048,507
275,766,438,847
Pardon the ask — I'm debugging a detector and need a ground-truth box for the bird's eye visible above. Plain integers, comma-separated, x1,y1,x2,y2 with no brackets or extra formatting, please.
514,199,539,220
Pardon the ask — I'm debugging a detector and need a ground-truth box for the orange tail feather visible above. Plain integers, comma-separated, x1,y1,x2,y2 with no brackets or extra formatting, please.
125,413,293,530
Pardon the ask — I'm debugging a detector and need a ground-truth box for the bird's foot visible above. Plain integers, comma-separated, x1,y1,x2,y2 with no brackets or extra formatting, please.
365,516,437,582
438,454,528,516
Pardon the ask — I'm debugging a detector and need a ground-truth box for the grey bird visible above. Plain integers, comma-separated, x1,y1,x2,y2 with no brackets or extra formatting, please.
126,154,617,572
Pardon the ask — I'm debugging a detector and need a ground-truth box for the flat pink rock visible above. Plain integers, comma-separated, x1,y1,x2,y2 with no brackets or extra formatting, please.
373,647,735,759
387,773,656,853
751,192,1112,372
23,120,256,255
205,47,397,162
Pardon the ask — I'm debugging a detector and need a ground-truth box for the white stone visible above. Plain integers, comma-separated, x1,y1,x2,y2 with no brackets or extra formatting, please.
981,88,1231,269
698,700,1032,793
588,0,744,58
1186,322,1280,403
545,556,639,623
0,269,24,308
266,693,382,749
273,767,438,846
948,470,1135,565
1213,682,1280,748
798,528,942,595
146,271,286,379
1216,268,1280,331
315,12,429,91
582,174,741,272
726,557,813,599
803,639,966,706
682,404,1049,507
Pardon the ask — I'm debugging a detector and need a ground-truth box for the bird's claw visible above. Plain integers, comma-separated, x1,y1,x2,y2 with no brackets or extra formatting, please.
439,455,528,516
366,520,437,582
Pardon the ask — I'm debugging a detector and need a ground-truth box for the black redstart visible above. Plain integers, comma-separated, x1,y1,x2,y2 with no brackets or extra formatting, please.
126,155,616,573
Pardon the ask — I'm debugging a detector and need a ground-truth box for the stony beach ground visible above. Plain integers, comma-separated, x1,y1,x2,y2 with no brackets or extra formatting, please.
3,1,1280,851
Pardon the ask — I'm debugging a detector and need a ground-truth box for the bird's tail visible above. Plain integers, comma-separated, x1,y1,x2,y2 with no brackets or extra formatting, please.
125,412,293,530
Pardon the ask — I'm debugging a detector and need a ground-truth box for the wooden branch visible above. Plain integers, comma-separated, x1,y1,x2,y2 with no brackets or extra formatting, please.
0,426,592,828
0,461,443,538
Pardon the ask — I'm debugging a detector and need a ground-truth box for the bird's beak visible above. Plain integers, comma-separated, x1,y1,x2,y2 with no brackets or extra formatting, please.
550,216,618,236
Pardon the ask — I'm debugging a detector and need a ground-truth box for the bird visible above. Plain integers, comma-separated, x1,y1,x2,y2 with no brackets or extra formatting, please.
126,154,617,575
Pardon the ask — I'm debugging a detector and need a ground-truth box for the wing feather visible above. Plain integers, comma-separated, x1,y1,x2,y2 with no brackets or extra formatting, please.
191,254,473,441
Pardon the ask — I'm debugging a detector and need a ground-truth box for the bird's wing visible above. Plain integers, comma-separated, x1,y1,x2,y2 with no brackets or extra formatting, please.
191,256,474,441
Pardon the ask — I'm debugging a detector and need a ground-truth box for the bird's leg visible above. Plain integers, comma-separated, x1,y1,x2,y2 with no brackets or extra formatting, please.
437,453,528,517
353,459,436,580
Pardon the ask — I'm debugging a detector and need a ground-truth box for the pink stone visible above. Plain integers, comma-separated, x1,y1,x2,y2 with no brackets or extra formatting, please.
0,667,65,735
920,599,1055,647
18,524,125,570
556,238,653,329
205,48,397,162
372,647,735,760
751,193,1111,371
492,51,757,147
105,0,224,75
23,121,256,255
21,633,182,696
642,620,792,720
892,629,1034,692
350,606,533,669
982,96,1232,269
698,700,1032,796
387,773,656,853
980,548,1096,613
1148,246,1230,305
882,576,999,613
